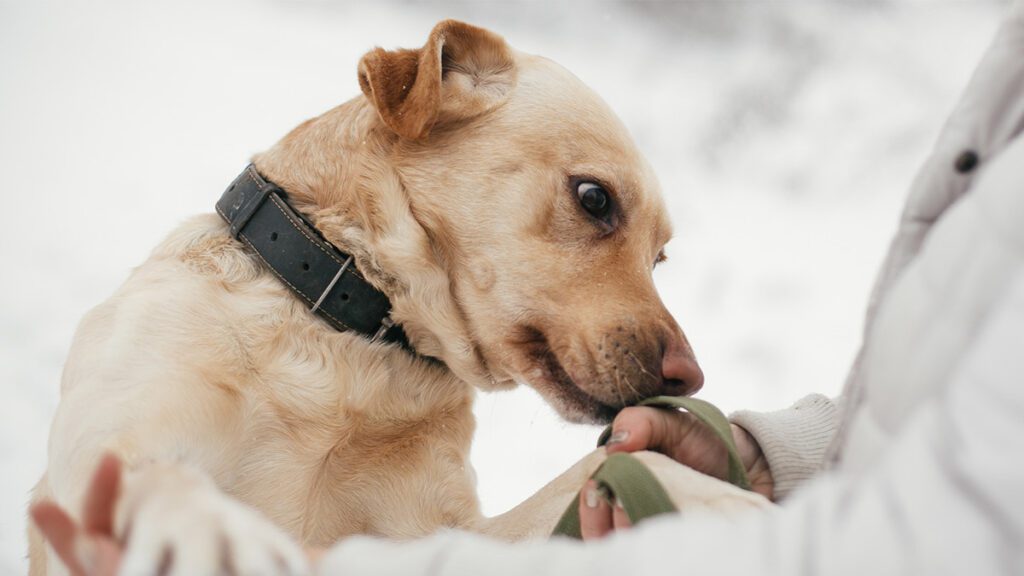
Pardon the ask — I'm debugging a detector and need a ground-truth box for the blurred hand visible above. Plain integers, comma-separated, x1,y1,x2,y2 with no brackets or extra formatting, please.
579,406,773,539
30,454,123,576
31,454,324,575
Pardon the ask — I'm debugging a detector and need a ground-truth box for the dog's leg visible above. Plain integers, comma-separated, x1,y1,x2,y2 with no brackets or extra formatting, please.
113,462,308,575
472,449,608,541
40,367,308,575
473,449,773,541
36,457,308,576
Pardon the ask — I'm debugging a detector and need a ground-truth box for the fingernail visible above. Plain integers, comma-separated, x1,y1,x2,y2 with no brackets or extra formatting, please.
585,487,600,508
614,498,624,510
606,430,630,446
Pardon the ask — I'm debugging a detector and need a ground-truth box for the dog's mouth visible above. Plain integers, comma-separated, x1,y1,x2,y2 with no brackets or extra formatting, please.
510,326,619,424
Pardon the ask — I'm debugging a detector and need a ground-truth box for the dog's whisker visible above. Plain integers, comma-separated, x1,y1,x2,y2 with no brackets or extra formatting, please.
612,366,628,407
626,350,658,385
622,369,642,400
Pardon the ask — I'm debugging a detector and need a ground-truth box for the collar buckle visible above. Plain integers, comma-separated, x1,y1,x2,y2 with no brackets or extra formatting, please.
371,316,395,342
311,255,353,314
217,164,421,358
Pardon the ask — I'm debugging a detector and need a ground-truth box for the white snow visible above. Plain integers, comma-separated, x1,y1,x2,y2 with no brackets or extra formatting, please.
0,0,1005,571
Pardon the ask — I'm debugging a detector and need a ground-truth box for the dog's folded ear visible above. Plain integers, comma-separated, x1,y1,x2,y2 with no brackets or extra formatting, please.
358,20,516,140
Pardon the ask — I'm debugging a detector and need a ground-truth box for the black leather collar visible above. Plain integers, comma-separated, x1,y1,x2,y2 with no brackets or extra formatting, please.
216,164,412,352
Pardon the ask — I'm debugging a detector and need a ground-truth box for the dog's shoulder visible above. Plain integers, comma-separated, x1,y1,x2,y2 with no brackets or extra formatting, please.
149,213,264,283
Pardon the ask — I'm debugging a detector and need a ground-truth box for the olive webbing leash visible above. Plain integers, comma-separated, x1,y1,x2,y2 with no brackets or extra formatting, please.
551,396,750,539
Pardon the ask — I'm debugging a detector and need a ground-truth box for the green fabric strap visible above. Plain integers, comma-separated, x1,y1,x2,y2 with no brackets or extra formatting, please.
612,396,751,491
550,452,676,539
551,396,750,539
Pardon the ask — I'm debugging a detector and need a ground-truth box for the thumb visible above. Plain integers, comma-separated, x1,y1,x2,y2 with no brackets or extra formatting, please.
604,406,687,455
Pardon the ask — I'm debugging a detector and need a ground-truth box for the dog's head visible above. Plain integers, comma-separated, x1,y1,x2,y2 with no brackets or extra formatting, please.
265,20,702,424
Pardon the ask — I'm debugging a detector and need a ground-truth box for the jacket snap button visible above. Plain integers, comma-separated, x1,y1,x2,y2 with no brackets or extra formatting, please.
954,150,979,174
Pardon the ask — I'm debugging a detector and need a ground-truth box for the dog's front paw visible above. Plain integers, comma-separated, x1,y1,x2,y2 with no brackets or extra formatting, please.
118,478,308,576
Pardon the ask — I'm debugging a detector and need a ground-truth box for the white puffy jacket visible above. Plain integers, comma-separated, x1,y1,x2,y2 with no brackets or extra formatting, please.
317,3,1024,574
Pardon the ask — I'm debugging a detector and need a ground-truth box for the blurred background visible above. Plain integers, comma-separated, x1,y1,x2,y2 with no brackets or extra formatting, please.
0,0,1009,571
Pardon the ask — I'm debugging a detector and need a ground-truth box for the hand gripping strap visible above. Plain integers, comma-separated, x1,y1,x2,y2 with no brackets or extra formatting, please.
551,396,750,539
550,453,676,539
599,396,751,490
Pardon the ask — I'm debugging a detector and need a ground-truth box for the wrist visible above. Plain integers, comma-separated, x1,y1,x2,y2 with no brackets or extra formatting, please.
731,423,774,500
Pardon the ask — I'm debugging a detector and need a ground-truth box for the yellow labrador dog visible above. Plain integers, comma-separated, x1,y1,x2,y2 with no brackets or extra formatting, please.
29,20,767,575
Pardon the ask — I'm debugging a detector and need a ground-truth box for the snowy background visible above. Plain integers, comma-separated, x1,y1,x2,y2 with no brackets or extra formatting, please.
0,0,1007,571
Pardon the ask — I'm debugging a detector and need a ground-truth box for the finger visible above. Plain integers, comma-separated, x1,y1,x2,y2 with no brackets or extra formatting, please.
31,502,86,576
605,406,679,454
611,499,633,531
83,453,122,535
578,481,613,540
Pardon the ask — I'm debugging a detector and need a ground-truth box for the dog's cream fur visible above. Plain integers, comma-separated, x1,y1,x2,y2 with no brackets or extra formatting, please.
29,21,768,575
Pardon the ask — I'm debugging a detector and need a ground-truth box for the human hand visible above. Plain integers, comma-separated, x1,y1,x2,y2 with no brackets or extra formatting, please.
32,454,322,575
30,454,124,576
579,406,773,539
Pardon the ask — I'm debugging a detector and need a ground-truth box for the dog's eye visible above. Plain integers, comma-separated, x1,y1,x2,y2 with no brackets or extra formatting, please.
577,182,611,219
654,250,667,270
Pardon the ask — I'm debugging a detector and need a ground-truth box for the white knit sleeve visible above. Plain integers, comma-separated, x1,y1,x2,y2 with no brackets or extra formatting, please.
729,394,839,499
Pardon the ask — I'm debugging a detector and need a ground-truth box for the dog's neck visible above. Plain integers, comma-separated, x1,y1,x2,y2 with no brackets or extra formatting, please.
251,98,502,392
